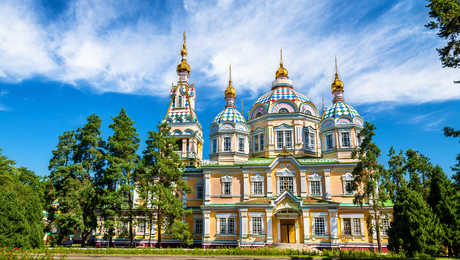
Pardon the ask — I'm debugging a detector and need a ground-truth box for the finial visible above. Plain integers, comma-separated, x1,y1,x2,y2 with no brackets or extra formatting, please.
280,48,283,64
335,56,338,75
183,31,186,45
275,48,288,79
331,56,344,92
229,64,232,82
224,64,236,100
177,32,191,73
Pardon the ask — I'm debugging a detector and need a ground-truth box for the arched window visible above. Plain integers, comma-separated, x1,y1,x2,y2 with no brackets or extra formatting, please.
256,111,263,118
279,108,289,113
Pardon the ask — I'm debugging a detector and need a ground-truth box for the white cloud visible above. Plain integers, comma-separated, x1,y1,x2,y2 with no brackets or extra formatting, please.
0,0,458,107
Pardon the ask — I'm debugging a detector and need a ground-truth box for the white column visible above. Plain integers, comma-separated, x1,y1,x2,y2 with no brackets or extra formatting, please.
303,209,310,242
239,209,248,239
323,169,331,199
360,217,365,241
268,127,273,145
329,209,339,246
203,210,210,239
266,209,273,244
204,171,211,205
266,170,272,197
300,170,307,198
243,172,249,201
277,219,281,242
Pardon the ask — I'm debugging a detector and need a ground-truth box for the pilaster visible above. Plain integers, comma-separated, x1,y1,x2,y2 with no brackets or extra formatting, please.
239,208,248,240
266,170,272,197
300,169,307,198
204,171,211,205
243,171,249,201
265,208,273,244
303,209,310,242
323,168,331,200
329,209,339,247
202,210,211,240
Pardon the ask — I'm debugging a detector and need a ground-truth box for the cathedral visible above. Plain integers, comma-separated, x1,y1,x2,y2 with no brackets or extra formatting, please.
94,34,393,250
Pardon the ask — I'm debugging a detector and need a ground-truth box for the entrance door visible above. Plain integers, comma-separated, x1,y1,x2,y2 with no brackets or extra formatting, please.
280,220,296,243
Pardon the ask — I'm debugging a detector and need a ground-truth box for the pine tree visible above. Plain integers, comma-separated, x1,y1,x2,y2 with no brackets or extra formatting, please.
427,166,459,256
352,122,390,252
137,121,192,247
444,127,460,187
73,114,105,246
388,182,442,257
387,147,406,202
104,108,140,247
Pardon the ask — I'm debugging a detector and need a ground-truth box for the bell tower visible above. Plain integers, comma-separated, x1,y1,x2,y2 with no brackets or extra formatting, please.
164,32,203,166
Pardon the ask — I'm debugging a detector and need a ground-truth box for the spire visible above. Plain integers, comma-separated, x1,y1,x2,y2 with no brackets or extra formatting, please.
225,64,236,100
275,48,289,79
331,56,344,92
176,32,191,74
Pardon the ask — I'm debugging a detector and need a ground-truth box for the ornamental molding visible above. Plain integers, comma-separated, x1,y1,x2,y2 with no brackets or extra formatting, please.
250,174,265,182
221,175,232,183
276,168,296,177
308,173,322,181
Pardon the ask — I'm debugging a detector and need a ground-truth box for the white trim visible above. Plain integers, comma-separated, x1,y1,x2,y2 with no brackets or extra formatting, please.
339,213,364,219
216,213,236,218
248,212,265,217
276,168,296,177
250,174,265,182
221,175,232,182
310,212,329,217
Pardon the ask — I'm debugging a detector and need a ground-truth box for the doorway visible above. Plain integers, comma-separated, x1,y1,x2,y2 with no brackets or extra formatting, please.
280,219,295,243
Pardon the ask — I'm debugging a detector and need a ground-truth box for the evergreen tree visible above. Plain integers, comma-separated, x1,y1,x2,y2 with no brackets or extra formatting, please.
404,149,433,199
388,182,442,257
427,166,459,256
103,108,140,247
444,127,460,187
137,121,192,247
352,122,390,252
73,114,105,246
387,147,406,202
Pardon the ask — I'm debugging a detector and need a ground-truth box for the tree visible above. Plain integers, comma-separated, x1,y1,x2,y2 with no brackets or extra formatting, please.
426,0,460,68
444,127,460,187
388,182,442,257
426,166,459,256
386,147,406,202
103,108,140,247
352,122,390,252
404,149,433,199
137,121,192,247
0,149,44,248
73,114,105,246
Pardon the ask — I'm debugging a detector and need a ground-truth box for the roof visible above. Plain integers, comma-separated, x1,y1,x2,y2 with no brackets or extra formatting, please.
255,87,310,105
323,101,360,120
213,106,246,124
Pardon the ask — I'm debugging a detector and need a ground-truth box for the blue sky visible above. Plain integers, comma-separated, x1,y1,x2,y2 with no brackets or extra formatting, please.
0,0,459,177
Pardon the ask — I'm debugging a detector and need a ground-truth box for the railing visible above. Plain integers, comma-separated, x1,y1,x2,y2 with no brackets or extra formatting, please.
174,151,196,159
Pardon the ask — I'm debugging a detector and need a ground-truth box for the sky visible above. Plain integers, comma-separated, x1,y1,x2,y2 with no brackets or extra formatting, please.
0,0,459,177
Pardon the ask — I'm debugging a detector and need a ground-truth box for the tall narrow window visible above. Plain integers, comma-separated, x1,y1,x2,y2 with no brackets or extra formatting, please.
342,132,350,147
326,134,333,150
219,218,227,234
194,219,203,234
285,131,292,148
343,218,352,236
238,137,245,153
138,221,145,233
304,130,310,149
352,218,361,235
310,133,315,148
276,131,284,149
345,180,353,194
224,137,231,152
314,217,325,236
227,218,235,234
223,182,231,195
259,134,264,151
252,217,263,234
253,181,263,195
178,96,183,108
212,138,217,153
254,135,259,151
382,219,390,236
196,183,203,199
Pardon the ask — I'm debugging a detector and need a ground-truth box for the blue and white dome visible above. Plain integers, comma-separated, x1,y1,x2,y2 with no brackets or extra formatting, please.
323,101,360,120
213,106,246,124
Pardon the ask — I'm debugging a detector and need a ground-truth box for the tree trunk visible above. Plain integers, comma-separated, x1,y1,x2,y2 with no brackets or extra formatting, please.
157,208,162,248
148,213,153,247
374,211,382,252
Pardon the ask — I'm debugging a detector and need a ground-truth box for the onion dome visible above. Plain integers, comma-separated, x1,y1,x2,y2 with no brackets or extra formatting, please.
213,106,246,124
323,101,360,119
275,49,289,79
224,65,236,99
176,32,191,74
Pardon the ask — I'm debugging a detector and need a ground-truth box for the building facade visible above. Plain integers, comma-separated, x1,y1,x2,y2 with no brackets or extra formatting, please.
93,36,392,250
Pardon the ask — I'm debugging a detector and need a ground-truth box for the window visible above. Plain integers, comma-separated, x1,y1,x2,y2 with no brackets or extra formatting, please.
259,134,264,151
326,134,333,150
138,221,145,233
352,218,361,235
382,219,390,236
341,132,350,147
178,96,183,108
254,135,259,151
196,183,203,199
343,218,352,236
252,217,263,234
311,180,321,196
314,217,325,236
224,136,231,152
223,182,231,195
276,130,293,149
279,176,294,193
279,108,289,113
256,111,263,118
344,180,353,194
253,181,263,195
218,217,235,234
238,137,245,152
212,138,217,153
304,129,316,150
194,218,203,234
186,140,190,152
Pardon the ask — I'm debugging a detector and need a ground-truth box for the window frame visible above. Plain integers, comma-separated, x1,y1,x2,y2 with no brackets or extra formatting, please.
279,176,294,193
313,217,326,236
238,137,245,153
341,132,351,148
276,130,293,149
194,218,203,234
223,136,231,152
212,138,217,154
326,133,334,150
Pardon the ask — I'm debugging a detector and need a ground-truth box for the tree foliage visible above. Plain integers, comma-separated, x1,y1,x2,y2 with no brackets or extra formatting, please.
426,0,460,68
444,126,460,186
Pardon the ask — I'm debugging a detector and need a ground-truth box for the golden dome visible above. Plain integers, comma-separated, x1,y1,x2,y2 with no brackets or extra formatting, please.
225,64,236,98
176,32,191,74
275,49,288,79
331,57,344,91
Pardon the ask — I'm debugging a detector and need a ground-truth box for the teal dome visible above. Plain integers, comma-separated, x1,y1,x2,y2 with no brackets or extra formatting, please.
213,106,246,124
323,101,360,119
